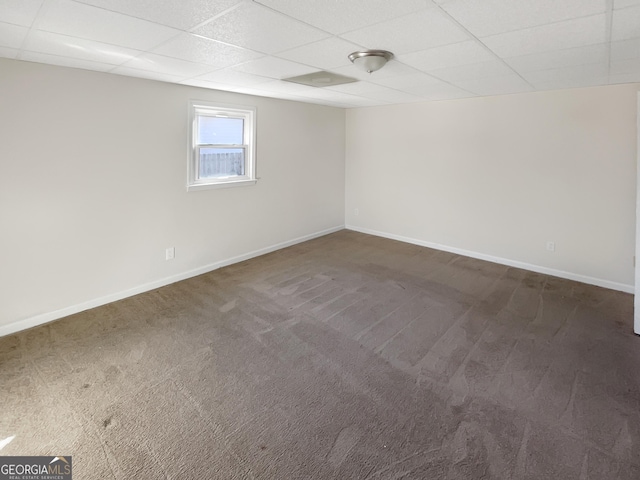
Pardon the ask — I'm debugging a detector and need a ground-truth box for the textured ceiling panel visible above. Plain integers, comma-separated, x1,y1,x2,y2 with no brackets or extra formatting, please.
1,0,638,108
74,0,243,30
436,0,605,37
192,2,330,54
254,0,431,35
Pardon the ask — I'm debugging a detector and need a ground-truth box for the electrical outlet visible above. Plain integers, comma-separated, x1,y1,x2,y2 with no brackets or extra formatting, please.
546,241,555,252
165,247,175,260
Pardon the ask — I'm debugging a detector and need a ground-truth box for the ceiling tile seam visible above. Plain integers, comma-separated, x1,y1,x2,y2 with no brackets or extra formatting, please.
184,0,247,32
333,8,439,38
185,32,268,56
17,49,117,70
501,43,612,72
605,0,614,84
20,26,176,70
16,29,146,67
68,0,233,33
478,12,611,45
244,82,388,106
272,35,368,63
252,0,435,38
613,2,640,10
226,88,354,108
431,3,534,89
61,1,260,74
200,0,334,51
271,56,357,77
145,31,269,68
257,85,374,103
383,58,484,98
22,0,189,73
100,34,261,76
182,69,279,86
15,0,56,60
439,8,609,39
105,50,224,76
0,19,32,29
112,37,199,75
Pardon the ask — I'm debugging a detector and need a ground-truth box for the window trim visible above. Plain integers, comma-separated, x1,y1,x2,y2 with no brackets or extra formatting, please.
187,100,257,192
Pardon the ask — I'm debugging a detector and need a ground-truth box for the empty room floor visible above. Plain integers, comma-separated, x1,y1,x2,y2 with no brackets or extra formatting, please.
1,230,639,479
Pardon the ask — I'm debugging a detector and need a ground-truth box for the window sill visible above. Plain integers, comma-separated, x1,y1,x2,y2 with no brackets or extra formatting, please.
187,178,257,192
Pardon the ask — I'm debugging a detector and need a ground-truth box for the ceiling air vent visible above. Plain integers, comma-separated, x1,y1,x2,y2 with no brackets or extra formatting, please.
282,71,358,88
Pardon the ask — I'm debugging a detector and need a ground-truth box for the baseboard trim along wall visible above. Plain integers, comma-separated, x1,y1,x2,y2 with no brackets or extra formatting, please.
346,225,634,294
0,225,344,338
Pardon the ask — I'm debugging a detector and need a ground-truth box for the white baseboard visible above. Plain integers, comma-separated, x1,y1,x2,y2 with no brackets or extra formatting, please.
0,225,344,338
346,225,634,294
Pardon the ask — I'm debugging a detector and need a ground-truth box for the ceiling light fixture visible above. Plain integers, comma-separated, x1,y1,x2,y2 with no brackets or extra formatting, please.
348,50,394,74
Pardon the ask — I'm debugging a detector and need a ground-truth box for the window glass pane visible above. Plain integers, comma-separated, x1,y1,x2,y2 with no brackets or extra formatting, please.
198,116,244,145
198,148,245,179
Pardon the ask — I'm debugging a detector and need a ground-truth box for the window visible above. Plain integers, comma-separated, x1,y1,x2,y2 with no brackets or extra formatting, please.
188,100,257,191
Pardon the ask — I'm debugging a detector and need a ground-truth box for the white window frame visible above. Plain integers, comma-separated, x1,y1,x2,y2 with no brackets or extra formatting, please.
187,100,257,191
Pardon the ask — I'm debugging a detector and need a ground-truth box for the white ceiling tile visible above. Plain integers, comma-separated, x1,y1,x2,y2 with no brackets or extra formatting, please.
505,43,609,74
610,38,640,61
482,14,607,58
0,22,28,49
20,51,114,71
255,0,430,35
357,87,426,104
0,0,631,107
534,76,609,91
276,37,364,70
233,56,317,79
521,62,609,85
37,0,182,51
0,46,19,59
608,71,640,83
179,78,232,91
179,78,215,88
120,52,216,77
192,2,330,54
428,60,514,83
369,72,441,89
325,81,388,95
23,31,141,65
452,74,533,96
74,0,243,30
341,9,470,55
438,0,605,38
339,97,387,107
250,80,318,96
609,58,640,75
152,33,262,68
196,69,271,86
614,0,640,9
405,80,473,100
110,66,186,83
331,60,421,81
228,85,288,98
0,0,44,28
611,6,640,41
296,88,372,105
399,41,495,72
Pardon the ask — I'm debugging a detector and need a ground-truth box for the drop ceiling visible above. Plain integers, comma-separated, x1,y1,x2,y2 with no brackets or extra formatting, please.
1,0,639,108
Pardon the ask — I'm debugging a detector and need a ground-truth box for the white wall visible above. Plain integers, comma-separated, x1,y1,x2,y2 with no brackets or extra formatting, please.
346,85,638,292
0,58,345,334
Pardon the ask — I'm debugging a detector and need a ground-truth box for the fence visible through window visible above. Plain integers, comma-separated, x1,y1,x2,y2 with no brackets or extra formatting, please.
199,151,245,178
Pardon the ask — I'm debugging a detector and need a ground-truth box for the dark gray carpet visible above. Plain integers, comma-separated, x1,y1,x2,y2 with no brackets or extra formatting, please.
1,230,639,479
